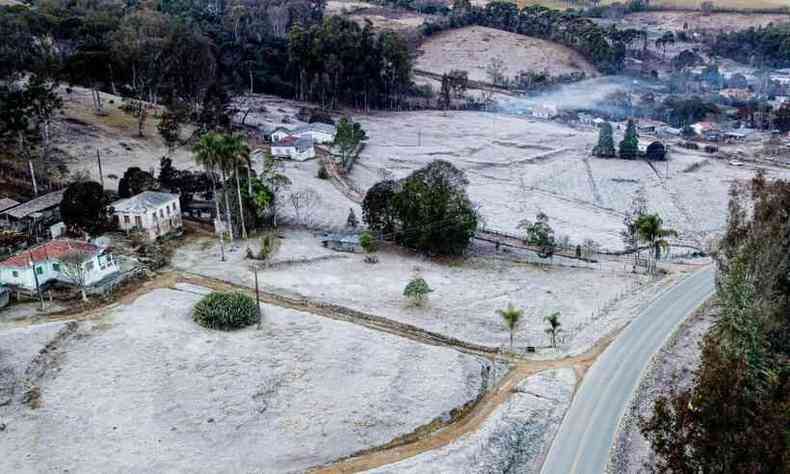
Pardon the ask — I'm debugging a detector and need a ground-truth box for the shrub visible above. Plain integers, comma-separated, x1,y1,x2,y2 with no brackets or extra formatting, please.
404,277,432,306
192,292,258,330
317,163,329,179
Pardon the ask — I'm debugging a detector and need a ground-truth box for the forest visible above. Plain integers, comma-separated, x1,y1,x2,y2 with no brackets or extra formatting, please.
711,23,790,68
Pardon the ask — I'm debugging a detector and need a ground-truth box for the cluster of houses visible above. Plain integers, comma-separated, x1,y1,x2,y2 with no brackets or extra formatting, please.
267,123,337,161
0,190,183,300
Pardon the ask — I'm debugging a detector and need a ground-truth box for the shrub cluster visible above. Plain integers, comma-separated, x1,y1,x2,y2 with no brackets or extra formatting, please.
192,292,258,330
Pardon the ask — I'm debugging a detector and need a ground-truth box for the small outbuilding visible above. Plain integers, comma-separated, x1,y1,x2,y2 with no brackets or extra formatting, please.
292,123,337,144
320,233,361,253
271,135,315,161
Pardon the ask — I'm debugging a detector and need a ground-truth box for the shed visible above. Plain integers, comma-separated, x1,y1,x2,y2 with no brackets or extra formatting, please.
0,190,65,234
320,233,361,253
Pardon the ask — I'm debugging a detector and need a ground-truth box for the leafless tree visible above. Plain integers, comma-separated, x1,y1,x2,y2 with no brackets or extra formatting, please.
288,189,321,227
59,250,93,302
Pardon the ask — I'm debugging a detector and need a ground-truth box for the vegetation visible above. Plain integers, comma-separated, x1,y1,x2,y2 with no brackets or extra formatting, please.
118,167,158,198
334,117,367,173
618,119,639,160
544,312,562,349
645,142,667,162
192,292,258,331
712,23,790,68
363,161,478,256
636,213,677,260
518,212,556,258
592,122,616,158
497,303,523,351
359,230,377,254
60,181,108,235
403,277,432,306
346,208,359,230
641,173,790,472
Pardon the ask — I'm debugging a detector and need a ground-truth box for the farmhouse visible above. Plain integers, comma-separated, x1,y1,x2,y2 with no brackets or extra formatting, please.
0,239,119,293
270,126,292,142
0,189,65,234
271,135,316,161
719,88,753,101
112,191,182,241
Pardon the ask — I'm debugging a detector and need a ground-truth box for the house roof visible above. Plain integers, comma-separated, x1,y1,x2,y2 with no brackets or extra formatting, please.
0,198,20,213
0,239,100,268
320,233,360,244
1,190,65,220
112,191,179,214
293,123,336,135
273,135,314,152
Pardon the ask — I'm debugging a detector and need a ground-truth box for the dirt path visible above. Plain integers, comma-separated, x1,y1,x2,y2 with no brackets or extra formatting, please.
309,331,618,473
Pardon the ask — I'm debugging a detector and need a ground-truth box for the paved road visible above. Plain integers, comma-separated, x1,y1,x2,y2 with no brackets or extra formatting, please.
541,267,716,474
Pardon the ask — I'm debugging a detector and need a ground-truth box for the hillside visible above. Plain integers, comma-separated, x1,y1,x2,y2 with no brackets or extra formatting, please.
517,0,790,11
415,26,599,84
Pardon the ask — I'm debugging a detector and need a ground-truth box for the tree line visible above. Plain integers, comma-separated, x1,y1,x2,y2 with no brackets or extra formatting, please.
711,23,790,68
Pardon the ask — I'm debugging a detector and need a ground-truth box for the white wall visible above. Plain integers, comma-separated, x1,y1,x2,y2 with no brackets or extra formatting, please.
116,199,181,240
0,253,119,292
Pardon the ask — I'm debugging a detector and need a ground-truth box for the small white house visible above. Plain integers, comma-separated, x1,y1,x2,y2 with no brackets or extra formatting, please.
271,127,292,142
532,104,558,120
112,191,182,241
292,123,336,144
0,239,119,293
271,135,315,161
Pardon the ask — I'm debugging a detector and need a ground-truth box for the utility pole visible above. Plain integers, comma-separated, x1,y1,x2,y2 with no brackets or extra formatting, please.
253,265,263,329
96,148,104,190
29,249,44,311
28,161,38,196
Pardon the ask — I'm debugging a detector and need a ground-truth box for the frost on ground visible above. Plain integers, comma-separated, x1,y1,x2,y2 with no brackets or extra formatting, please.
607,302,719,473
0,288,484,473
352,110,790,250
369,368,576,474
173,230,647,351
415,26,599,82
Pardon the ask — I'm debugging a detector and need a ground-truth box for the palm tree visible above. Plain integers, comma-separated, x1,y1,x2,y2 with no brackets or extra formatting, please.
497,304,524,351
193,132,226,261
636,213,678,260
544,312,562,349
220,134,250,240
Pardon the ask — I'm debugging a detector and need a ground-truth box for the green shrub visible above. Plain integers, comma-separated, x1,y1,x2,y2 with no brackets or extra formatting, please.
192,292,258,330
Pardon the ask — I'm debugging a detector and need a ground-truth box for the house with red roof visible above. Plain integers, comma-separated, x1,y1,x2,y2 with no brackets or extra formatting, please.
0,239,119,293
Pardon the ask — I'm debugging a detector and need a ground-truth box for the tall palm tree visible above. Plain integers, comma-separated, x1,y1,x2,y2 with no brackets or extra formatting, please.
544,312,562,349
497,304,524,351
636,213,678,260
220,134,250,240
193,132,226,261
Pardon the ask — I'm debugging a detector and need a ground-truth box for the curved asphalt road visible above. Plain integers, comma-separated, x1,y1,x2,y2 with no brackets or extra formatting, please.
541,267,716,474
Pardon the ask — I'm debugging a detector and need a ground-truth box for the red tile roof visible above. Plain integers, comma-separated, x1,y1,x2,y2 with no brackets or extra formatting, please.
0,239,100,268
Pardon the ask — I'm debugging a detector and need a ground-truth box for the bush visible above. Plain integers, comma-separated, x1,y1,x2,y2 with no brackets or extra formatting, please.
317,163,329,179
192,292,258,330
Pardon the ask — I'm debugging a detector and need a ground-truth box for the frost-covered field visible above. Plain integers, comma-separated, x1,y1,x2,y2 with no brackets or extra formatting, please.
0,288,484,473
369,368,576,474
352,110,790,250
173,231,647,351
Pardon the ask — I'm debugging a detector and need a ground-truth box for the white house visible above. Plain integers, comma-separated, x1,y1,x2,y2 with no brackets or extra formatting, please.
271,135,315,161
292,123,336,143
112,191,182,241
531,104,558,120
270,127,292,142
0,239,119,293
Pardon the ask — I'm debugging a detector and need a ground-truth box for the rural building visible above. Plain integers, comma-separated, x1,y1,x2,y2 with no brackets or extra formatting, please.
637,119,666,135
320,233,361,253
0,239,119,293
112,191,182,241
291,123,336,144
271,135,315,161
0,190,65,235
270,127,292,142
531,104,558,119
719,88,753,101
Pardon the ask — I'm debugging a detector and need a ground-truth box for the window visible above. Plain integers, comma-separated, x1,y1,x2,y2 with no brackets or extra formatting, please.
160,209,164,218
123,215,130,224
11,270,18,278
166,205,171,216
36,266,44,275
53,263,60,272
134,215,142,228
85,261,94,271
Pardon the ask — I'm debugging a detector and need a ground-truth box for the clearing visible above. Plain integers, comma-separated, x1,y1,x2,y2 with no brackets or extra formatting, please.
0,287,485,473
415,26,599,83
517,0,790,11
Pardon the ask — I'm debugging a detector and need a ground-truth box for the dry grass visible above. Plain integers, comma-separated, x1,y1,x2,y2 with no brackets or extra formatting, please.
516,0,790,11
416,26,598,83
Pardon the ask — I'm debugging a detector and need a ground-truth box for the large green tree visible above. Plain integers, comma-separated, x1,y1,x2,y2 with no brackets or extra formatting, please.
592,122,616,158
61,180,108,234
619,119,639,160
